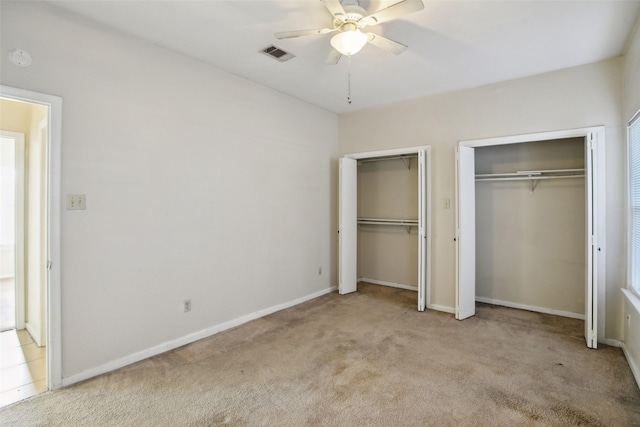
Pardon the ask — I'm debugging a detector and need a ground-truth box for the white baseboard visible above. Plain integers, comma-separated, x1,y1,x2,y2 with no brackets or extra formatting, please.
602,338,622,348
475,296,585,320
25,322,43,347
359,278,418,292
621,342,640,390
61,286,337,387
427,304,455,314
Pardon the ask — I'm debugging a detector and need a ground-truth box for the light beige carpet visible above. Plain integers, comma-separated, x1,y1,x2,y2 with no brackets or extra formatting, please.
1,283,639,426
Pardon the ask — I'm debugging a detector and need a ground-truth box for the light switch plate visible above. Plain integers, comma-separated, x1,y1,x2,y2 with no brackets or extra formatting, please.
67,194,86,210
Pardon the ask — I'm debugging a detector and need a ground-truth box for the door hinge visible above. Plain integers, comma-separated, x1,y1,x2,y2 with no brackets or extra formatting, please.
47,260,52,270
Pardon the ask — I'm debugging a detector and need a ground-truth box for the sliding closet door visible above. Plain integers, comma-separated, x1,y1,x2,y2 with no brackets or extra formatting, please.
339,157,358,294
418,149,427,311
584,133,598,348
456,146,476,320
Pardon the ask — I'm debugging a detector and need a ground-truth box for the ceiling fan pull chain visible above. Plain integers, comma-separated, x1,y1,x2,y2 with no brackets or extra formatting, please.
347,55,352,104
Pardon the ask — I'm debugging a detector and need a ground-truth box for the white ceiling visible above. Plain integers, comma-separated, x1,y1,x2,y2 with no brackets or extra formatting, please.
47,0,640,114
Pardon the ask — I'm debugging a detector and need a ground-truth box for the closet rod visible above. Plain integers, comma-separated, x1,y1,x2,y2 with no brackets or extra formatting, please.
517,168,585,174
357,155,417,164
476,174,584,182
357,218,418,234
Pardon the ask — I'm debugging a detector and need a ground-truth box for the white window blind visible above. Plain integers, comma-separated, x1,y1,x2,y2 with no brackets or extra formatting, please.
630,112,640,295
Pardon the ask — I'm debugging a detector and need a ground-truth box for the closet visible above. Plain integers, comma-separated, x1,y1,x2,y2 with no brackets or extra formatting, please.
456,127,606,348
475,138,586,316
339,146,431,311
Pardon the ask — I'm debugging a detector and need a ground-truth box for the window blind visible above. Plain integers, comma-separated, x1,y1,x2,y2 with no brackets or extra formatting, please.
630,112,640,294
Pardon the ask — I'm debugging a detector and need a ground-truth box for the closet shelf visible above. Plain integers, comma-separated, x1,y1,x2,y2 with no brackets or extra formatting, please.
357,218,418,234
475,168,584,192
358,155,416,170
475,168,584,181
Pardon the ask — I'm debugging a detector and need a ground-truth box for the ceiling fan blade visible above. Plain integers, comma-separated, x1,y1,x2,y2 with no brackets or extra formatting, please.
362,0,424,26
366,33,408,55
321,0,346,20
326,49,342,65
275,28,335,39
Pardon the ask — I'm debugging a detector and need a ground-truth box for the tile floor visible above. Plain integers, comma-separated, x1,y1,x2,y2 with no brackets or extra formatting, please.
0,329,46,407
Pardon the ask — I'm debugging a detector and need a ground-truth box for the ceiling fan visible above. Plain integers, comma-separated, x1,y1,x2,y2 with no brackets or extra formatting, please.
275,0,425,63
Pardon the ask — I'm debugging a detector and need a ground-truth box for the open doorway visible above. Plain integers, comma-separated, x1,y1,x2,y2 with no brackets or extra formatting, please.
0,97,49,406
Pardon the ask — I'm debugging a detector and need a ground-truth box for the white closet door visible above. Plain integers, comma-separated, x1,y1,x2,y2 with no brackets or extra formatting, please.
339,157,358,294
418,149,427,311
584,134,598,348
456,146,476,320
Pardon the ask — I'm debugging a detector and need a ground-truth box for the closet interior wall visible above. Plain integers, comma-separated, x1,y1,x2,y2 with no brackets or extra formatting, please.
475,137,586,317
357,157,418,289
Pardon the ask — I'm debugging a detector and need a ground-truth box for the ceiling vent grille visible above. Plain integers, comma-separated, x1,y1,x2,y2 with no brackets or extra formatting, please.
261,45,295,62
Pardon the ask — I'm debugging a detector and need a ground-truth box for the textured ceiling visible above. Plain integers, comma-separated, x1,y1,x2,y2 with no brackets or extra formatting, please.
48,0,640,113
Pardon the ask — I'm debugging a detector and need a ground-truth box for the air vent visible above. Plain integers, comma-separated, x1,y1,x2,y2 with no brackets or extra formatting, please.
261,45,295,62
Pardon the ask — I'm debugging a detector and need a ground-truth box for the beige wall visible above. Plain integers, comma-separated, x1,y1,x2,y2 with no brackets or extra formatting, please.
475,138,585,316
0,98,31,131
625,19,640,122
26,103,48,346
340,58,624,340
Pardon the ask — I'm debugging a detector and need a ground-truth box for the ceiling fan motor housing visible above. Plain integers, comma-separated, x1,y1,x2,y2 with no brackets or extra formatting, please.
333,2,368,31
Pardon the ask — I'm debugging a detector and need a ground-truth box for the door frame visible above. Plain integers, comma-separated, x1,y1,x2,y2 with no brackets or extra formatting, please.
455,126,606,348
339,146,432,311
1,85,63,389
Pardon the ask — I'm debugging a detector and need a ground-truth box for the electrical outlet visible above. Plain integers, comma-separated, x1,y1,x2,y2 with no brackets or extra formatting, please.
66,194,86,210
183,299,191,313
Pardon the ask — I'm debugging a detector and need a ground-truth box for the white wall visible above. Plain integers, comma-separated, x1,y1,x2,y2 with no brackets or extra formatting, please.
340,58,625,340
0,1,338,379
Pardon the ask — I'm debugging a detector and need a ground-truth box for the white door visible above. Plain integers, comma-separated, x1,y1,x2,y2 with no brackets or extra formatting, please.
584,133,598,348
339,157,358,294
455,146,476,320
418,149,427,311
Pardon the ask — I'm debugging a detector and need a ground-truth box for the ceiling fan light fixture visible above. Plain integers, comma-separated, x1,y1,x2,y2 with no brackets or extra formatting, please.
330,29,368,56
